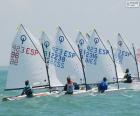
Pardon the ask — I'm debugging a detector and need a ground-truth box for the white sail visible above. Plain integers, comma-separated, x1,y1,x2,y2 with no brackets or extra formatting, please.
84,29,117,84
76,32,88,66
76,32,88,44
6,24,48,90
115,33,138,77
40,31,51,65
40,31,63,87
107,41,124,80
86,33,90,40
49,27,84,86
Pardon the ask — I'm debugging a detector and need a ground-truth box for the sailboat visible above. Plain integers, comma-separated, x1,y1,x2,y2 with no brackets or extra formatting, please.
48,27,85,87
75,30,124,92
5,24,49,90
3,25,55,101
115,33,139,78
113,33,140,89
84,29,118,85
39,31,62,89
2,26,90,101
3,26,140,101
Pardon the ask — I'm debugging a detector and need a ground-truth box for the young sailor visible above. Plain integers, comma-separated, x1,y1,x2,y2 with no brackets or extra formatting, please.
73,82,80,90
124,68,132,83
21,80,33,97
98,77,108,93
65,77,74,94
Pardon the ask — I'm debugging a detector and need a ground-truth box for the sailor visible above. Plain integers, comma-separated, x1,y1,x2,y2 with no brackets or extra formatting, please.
73,82,80,90
21,80,33,97
98,77,108,93
65,76,74,94
124,68,132,83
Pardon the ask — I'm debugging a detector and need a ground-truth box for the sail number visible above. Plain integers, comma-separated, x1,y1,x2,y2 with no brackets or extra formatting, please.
117,50,131,64
49,47,76,68
10,45,39,65
12,45,39,56
10,51,19,65
79,46,109,65
49,52,65,68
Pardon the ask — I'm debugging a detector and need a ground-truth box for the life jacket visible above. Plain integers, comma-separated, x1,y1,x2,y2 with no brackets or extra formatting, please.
126,74,132,83
73,82,79,90
67,83,74,94
98,81,108,93
24,86,33,97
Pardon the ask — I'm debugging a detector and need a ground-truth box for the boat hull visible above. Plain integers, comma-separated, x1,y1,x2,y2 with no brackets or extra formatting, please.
2,80,140,101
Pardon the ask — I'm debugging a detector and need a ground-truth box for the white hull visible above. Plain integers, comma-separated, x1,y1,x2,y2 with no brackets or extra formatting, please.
119,79,140,90
2,80,140,101
1,89,123,101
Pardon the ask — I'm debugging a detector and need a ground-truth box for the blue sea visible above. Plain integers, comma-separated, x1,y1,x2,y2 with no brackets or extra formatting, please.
0,68,140,116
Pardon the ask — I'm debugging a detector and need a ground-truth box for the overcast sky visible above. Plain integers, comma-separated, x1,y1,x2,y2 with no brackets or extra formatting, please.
0,0,140,66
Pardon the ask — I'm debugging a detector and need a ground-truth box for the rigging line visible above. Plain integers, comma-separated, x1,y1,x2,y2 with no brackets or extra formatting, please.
86,33,90,39
77,44,87,91
107,40,119,89
94,29,114,62
41,44,51,92
59,26,81,62
118,33,135,60
79,32,88,44
132,43,140,79
21,24,45,63
76,32,88,68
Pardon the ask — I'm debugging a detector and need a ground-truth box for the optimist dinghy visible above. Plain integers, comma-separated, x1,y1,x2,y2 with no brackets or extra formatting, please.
2,26,88,101
2,24,51,101
3,26,140,101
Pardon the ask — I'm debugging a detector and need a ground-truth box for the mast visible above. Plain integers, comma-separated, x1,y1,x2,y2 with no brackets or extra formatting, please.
118,33,139,78
107,40,119,89
41,44,51,92
77,44,87,91
94,29,120,89
132,43,140,79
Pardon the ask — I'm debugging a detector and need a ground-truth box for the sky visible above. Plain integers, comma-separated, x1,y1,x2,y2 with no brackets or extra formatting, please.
0,0,140,66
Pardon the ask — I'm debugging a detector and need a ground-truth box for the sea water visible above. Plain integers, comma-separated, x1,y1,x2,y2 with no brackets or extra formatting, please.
0,69,140,116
